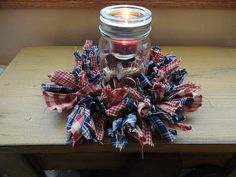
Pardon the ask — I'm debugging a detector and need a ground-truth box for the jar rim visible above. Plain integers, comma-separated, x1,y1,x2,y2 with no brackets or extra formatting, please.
100,5,152,39
100,5,152,28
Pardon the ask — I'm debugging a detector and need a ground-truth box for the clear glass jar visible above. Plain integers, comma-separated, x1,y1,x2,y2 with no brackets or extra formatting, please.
99,5,152,87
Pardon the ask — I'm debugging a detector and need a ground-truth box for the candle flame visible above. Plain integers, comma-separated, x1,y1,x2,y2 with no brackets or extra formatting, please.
121,9,132,19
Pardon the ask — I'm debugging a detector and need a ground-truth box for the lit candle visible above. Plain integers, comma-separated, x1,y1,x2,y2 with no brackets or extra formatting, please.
112,39,138,59
100,5,151,59
107,7,144,59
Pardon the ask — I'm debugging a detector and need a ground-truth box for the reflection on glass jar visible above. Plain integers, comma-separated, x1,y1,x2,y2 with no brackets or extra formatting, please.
99,5,152,88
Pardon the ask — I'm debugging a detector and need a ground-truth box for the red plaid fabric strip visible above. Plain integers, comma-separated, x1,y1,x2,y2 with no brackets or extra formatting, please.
126,125,145,142
152,68,166,83
152,82,165,102
101,84,112,103
42,91,77,112
127,122,154,147
90,55,97,69
157,101,181,115
111,87,129,105
68,108,85,145
150,48,165,63
174,82,201,91
141,120,154,146
83,40,93,51
106,100,127,118
175,123,192,131
129,87,145,101
89,114,105,141
184,94,202,112
102,86,129,107
137,102,151,118
76,83,99,97
49,70,78,89
169,88,196,100
161,58,181,75
77,71,89,89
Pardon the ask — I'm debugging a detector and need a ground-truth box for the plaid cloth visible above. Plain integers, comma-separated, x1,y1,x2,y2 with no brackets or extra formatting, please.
175,123,192,131
90,55,97,69
171,69,187,85
123,112,137,129
160,58,181,75
111,87,129,106
137,73,152,89
108,117,128,150
83,40,93,51
151,82,165,103
164,54,177,64
127,125,145,144
106,100,127,118
151,68,166,83
42,40,202,149
80,108,93,140
148,114,176,142
48,70,78,89
89,113,106,141
170,88,196,100
82,60,91,73
137,101,151,118
72,66,81,81
101,84,112,104
157,101,181,116
77,71,89,89
41,83,76,93
174,82,201,92
102,86,130,108
76,83,99,97
66,104,80,130
74,50,82,61
141,120,154,146
129,87,145,101
172,114,186,123
68,107,85,145
150,47,164,63
184,94,202,112
42,91,77,113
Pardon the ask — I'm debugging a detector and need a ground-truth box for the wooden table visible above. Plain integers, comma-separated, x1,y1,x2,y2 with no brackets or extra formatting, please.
0,46,236,177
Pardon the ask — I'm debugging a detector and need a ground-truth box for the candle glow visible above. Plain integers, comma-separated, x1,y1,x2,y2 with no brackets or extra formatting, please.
99,5,152,60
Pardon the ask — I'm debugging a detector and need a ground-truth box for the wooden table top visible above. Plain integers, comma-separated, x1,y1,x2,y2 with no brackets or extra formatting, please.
0,46,236,153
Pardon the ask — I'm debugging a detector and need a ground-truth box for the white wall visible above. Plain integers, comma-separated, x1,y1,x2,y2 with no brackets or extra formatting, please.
0,8,236,64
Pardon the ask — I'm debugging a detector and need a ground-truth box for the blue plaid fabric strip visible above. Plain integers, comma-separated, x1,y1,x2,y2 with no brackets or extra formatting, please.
108,117,128,150
72,66,81,82
125,96,136,111
82,61,91,73
80,107,94,141
148,113,176,142
123,112,137,131
41,83,76,93
66,104,80,130
164,54,177,64
137,73,152,90
74,50,82,61
108,112,138,150
172,114,186,123
171,69,187,85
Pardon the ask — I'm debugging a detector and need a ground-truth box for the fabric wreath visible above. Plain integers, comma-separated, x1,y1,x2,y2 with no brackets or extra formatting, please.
41,40,202,150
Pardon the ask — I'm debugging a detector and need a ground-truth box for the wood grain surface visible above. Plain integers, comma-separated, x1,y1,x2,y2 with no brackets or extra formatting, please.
0,46,236,153
0,0,236,9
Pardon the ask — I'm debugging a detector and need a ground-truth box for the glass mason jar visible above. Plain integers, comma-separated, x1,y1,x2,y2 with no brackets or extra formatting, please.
99,5,152,87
